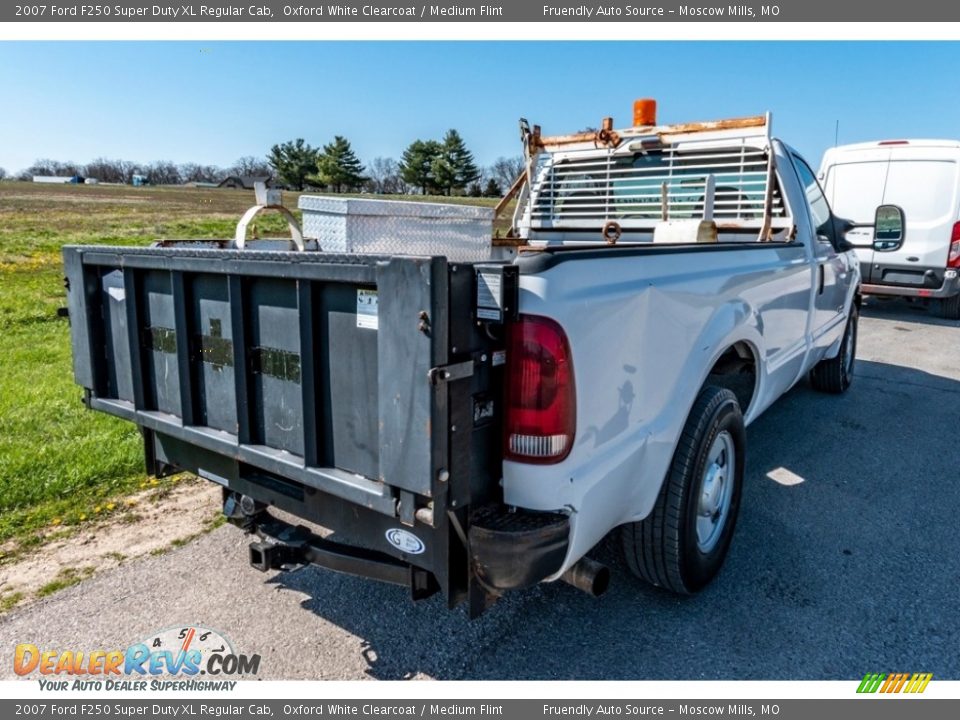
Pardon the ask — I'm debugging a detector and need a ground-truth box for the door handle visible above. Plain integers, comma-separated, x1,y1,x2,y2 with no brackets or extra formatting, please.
818,264,825,294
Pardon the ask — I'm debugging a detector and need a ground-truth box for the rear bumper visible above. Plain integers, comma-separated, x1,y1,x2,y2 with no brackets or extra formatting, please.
862,270,960,299
239,509,441,601
468,505,570,592
219,475,569,615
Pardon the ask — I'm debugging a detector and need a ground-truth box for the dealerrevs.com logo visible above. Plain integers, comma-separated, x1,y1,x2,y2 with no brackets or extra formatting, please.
14,626,260,691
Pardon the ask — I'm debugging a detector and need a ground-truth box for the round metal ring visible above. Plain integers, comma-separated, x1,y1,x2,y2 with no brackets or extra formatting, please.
602,220,622,245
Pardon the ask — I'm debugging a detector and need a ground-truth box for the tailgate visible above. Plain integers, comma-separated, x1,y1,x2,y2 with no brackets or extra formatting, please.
63,245,507,527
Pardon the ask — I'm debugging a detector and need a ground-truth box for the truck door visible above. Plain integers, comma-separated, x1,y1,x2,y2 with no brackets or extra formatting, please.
791,153,850,351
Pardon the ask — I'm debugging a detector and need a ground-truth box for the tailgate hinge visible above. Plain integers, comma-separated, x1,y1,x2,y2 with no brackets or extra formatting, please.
428,360,475,385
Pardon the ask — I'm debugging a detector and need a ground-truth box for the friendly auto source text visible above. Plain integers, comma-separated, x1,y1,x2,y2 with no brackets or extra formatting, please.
543,706,777,717
542,5,778,17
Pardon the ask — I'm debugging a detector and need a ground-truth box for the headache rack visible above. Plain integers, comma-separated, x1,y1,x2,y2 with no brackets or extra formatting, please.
500,111,792,244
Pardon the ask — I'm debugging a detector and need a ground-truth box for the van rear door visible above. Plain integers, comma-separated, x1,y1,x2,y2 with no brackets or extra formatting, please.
875,150,959,281
820,147,891,283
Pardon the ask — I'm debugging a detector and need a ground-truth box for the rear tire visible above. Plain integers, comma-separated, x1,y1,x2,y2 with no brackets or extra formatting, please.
810,304,858,394
938,294,960,320
621,386,745,594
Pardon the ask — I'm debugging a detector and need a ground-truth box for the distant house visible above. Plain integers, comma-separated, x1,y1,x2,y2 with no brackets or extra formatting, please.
218,175,273,190
34,175,83,184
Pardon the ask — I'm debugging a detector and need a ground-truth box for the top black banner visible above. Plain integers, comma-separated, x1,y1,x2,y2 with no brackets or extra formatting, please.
3,0,951,23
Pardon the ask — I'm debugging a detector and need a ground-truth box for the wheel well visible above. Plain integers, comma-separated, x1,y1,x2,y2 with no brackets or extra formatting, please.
706,342,757,415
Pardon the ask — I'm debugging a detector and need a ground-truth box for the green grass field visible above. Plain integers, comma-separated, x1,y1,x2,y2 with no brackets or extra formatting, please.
0,181,505,555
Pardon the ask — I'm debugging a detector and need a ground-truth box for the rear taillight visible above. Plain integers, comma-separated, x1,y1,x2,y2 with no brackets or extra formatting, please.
505,315,576,464
948,223,960,268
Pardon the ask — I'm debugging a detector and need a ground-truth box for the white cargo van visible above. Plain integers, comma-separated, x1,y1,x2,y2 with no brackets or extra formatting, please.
819,140,960,318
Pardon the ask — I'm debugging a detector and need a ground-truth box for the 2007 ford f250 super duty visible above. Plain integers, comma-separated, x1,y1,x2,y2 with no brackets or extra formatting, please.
63,102,905,616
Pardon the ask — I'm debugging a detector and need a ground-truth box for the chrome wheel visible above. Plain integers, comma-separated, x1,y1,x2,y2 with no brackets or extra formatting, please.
696,430,736,553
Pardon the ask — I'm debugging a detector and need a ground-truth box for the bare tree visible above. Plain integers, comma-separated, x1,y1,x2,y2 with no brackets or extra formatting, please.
0,167,7,181
25,159,66,177
229,156,272,177
365,157,404,194
145,161,182,185
179,163,222,184
83,158,132,184
489,156,525,193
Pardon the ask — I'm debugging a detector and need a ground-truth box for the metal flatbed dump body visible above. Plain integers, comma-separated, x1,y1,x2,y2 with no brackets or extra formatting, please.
62,243,533,616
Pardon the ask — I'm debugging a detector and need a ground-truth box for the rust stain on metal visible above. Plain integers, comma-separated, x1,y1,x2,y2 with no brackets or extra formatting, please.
657,115,766,136
535,130,601,148
757,149,776,241
537,114,767,149
493,170,527,217
602,220,622,245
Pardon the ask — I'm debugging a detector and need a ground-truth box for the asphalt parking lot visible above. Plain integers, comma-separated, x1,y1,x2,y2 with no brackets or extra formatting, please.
1,298,958,680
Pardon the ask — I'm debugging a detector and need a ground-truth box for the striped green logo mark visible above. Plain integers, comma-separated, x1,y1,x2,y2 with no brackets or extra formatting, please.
857,673,886,693
857,672,932,694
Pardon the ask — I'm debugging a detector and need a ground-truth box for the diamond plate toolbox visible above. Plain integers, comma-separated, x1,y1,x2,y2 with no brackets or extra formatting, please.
298,195,495,261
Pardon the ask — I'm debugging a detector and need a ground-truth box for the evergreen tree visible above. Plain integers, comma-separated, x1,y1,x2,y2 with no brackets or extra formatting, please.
431,155,457,197
399,139,442,195
483,178,503,198
440,129,479,195
267,138,318,191
312,135,366,193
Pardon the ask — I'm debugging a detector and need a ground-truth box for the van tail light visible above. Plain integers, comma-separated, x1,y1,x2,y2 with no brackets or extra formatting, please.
505,315,576,464
948,223,960,268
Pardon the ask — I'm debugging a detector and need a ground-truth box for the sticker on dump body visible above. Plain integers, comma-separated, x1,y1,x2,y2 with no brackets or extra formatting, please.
385,528,425,555
476,270,503,321
356,289,378,330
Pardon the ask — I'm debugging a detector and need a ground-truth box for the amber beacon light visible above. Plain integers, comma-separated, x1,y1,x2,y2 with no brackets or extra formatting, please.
633,98,657,126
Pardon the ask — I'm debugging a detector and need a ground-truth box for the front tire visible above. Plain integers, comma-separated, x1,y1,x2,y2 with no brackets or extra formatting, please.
621,386,745,594
810,304,858,394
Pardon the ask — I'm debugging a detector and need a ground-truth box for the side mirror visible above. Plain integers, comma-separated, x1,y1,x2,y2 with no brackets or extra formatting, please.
873,204,905,252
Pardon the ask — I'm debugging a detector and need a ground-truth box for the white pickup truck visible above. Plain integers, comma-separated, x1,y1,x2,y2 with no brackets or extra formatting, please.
63,103,904,616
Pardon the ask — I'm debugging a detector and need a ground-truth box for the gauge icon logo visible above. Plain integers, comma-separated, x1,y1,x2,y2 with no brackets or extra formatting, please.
134,624,260,677
385,528,425,555
140,625,234,660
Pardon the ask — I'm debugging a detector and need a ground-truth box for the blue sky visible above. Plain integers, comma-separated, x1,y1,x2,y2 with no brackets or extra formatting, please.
0,41,956,174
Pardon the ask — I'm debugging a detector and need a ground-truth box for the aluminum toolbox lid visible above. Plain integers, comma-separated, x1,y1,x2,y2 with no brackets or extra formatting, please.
298,195,495,220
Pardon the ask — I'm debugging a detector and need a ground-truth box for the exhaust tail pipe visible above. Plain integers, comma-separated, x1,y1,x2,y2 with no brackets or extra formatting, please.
560,556,610,597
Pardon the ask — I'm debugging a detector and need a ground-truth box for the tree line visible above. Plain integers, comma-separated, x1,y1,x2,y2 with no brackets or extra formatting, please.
6,156,272,186
2,130,525,198
268,130,523,197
